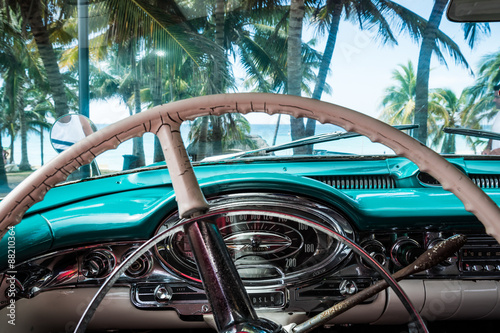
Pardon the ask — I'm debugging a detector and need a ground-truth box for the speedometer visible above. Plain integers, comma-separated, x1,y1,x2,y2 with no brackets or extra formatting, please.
155,194,353,286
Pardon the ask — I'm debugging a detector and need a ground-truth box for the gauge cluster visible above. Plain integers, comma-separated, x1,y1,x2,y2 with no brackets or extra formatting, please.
155,193,354,286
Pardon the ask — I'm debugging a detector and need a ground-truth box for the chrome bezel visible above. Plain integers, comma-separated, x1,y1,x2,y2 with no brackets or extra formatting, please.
121,247,154,279
154,193,354,287
390,237,421,267
81,249,116,279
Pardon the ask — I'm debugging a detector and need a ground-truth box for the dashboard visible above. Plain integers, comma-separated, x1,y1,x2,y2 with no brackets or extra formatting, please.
2,186,500,332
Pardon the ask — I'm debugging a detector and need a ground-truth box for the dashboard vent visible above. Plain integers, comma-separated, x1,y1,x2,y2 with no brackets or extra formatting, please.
308,175,396,189
419,173,500,189
469,174,500,188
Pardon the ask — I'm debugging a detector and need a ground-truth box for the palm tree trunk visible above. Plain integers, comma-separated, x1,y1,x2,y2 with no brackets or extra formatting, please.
213,0,225,92
210,0,226,156
131,44,145,167
40,124,44,165
9,131,14,164
306,5,342,139
19,1,69,118
152,60,165,163
213,116,223,155
311,4,342,102
272,114,281,146
305,3,343,151
197,117,209,161
414,0,448,144
288,0,304,96
19,98,31,171
441,132,456,154
288,0,307,154
0,135,8,191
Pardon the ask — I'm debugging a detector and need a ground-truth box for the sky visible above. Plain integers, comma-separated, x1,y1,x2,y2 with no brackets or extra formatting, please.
89,0,500,125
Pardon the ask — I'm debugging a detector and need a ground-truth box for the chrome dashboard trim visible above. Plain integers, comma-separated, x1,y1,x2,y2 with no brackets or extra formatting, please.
154,193,355,287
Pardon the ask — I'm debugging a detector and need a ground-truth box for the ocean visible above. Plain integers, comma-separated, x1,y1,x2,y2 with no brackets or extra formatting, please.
2,122,473,173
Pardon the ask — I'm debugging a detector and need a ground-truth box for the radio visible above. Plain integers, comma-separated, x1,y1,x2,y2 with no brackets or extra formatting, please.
459,235,500,276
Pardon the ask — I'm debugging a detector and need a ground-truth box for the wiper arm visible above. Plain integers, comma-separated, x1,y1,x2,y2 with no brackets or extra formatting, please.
207,124,417,161
443,127,500,141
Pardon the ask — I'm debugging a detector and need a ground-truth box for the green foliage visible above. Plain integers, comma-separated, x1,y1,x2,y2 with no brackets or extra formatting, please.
380,61,416,125
1,0,499,166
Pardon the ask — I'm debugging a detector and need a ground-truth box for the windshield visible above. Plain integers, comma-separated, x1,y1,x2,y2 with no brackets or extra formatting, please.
1,0,499,194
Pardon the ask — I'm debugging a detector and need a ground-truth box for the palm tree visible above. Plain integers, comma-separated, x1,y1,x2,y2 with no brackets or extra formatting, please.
428,88,467,153
0,87,8,190
4,0,72,118
95,0,218,165
0,11,31,171
241,24,327,96
307,0,427,139
414,0,490,144
288,0,307,154
380,61,491,154
0,6,20,186
26,88,56,166
462,50,500,126
380,61,417,125
186,0,286,159
380,61,444,142
187,114,257,160
455,50,500,152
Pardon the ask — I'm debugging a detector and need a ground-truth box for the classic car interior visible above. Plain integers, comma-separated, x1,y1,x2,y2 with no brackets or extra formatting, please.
1,1,500,333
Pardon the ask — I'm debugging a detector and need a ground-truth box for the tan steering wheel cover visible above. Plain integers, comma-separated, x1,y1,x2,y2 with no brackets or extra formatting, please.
0,93,499,242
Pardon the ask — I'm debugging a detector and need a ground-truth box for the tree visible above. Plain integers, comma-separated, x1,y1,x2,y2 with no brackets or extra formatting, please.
28,96,54,166
288,0,307,154
414,0,490,144
380,60,443,144
96,0,216,165
0,8,32,171
187,114,257,160
308,0,430,139
455,49,500,152
462,49,500,125
186,0,286,159
380,61,417,125
428,88,466,153
4,0,72,118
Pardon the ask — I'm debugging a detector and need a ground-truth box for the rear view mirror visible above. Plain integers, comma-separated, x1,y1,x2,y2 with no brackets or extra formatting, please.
447,0,500,22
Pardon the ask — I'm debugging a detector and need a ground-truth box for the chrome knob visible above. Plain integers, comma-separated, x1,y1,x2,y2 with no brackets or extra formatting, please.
484,265,495,272
471,264,483,272
340,280,358,296
155,285,172,302
81,250,115,278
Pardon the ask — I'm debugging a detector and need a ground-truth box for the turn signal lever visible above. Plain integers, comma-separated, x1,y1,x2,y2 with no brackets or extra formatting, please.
290,234,467,333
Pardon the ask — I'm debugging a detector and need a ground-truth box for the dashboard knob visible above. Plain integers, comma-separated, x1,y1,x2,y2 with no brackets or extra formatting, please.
339,280,358,296
484,265,495,272
471,265,483,272
122,248,153,278
360,239,386,268
391,237,424,267
155,285,172,302
81,250,115,278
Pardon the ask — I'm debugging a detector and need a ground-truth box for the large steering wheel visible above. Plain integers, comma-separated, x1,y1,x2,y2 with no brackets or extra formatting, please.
0,93,499,331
